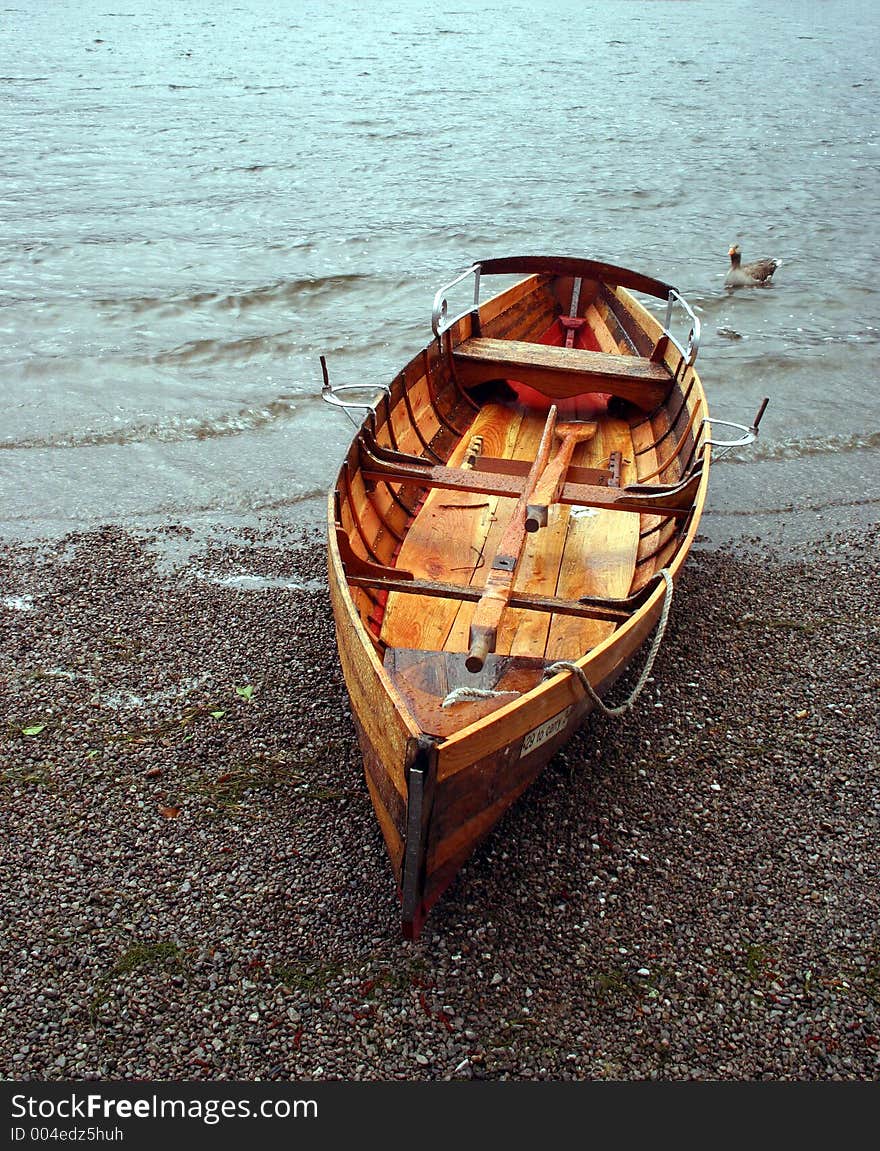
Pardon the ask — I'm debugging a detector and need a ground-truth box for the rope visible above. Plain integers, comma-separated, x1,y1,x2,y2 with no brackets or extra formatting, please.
543,568,675,717
441,568,674,716
441,686,519,708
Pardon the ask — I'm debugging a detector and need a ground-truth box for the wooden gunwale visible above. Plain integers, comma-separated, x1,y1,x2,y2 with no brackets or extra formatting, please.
477,256,674,302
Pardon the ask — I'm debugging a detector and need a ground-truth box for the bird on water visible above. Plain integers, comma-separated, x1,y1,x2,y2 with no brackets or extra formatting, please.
724,244,782,288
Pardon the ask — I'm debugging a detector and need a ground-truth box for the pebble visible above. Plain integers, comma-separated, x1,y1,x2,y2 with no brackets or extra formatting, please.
0,522,877,1082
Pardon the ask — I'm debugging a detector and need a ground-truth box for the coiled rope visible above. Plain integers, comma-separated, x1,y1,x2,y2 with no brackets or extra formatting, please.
441,568,674,716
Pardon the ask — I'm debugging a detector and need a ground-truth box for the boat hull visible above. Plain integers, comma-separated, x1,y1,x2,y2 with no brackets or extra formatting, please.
325,256,710,937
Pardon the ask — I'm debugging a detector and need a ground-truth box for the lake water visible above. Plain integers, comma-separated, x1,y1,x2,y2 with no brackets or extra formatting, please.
2,0,878,549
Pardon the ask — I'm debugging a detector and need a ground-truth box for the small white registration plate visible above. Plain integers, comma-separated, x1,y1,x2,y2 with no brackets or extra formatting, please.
519,706,573,758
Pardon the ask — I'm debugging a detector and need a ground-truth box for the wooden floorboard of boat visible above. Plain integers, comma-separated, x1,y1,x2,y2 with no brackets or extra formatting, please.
497,401,598,660
381,397,642,667
442,406,538,654
379,403,524,652
545,415,640,661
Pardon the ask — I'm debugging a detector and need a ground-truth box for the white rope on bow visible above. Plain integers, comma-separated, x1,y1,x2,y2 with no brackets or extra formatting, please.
543,568,674,717
440,569,674,716
441,686,519,708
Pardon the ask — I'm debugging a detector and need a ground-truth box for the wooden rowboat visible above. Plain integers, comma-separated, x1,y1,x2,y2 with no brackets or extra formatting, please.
322,255,764,939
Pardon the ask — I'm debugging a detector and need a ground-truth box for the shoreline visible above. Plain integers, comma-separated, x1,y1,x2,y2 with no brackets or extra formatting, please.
0,519,877,1081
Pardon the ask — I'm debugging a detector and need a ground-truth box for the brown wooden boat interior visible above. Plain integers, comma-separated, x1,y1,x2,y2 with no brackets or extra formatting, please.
330,259,708,740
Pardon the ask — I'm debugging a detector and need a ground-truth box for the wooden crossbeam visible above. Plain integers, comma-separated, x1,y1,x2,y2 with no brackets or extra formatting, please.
456,453,615,487
452,337,671,409
358,447,697,520
347,574,633,624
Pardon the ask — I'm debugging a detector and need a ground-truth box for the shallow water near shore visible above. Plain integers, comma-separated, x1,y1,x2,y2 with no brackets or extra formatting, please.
2,0,879,548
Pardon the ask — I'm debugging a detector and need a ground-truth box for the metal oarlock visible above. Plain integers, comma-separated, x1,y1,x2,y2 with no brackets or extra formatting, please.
663,289,701,367
701,397,770,459
431,263,482,343
319,355,390,425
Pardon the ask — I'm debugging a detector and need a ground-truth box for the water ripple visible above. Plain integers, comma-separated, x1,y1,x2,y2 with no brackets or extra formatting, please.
722,429,880,463
96,273,372,318
0,396,313,450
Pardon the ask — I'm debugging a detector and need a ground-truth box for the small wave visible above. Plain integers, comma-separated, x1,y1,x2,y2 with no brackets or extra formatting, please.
151,329,298,366
722,429,880,463
146,486,329,521
235,487,329,514
0,398,301,451
96,273,370,317
778,326,879,347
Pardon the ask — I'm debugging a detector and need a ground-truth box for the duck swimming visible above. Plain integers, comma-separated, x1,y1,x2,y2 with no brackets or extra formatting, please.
725,244,781,288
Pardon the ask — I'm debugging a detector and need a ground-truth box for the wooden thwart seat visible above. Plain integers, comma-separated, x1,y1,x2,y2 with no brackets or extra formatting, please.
453,337,672,409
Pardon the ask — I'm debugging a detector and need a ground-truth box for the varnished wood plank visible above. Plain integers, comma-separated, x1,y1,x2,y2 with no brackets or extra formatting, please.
631,410,667,582
546,417,640,661
362,745,406,875
453,338,670,409
600,284,657,358
327,502,420,796
465,406,559,671
585,301,625,355
432,406,529,654
478,273,542,328
383,649,547,738
484,290,559,344
380,404,524,652
478,256,673,302
487,410,566,660
493,409,594,660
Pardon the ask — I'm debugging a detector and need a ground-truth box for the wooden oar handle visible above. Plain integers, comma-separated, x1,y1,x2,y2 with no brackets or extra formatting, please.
525,423,596,532
525,441,577,531
465,625,496,674
464,405,560,674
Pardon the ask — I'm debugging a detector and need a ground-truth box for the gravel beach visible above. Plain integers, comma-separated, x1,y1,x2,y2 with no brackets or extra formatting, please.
1,520,877,1082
